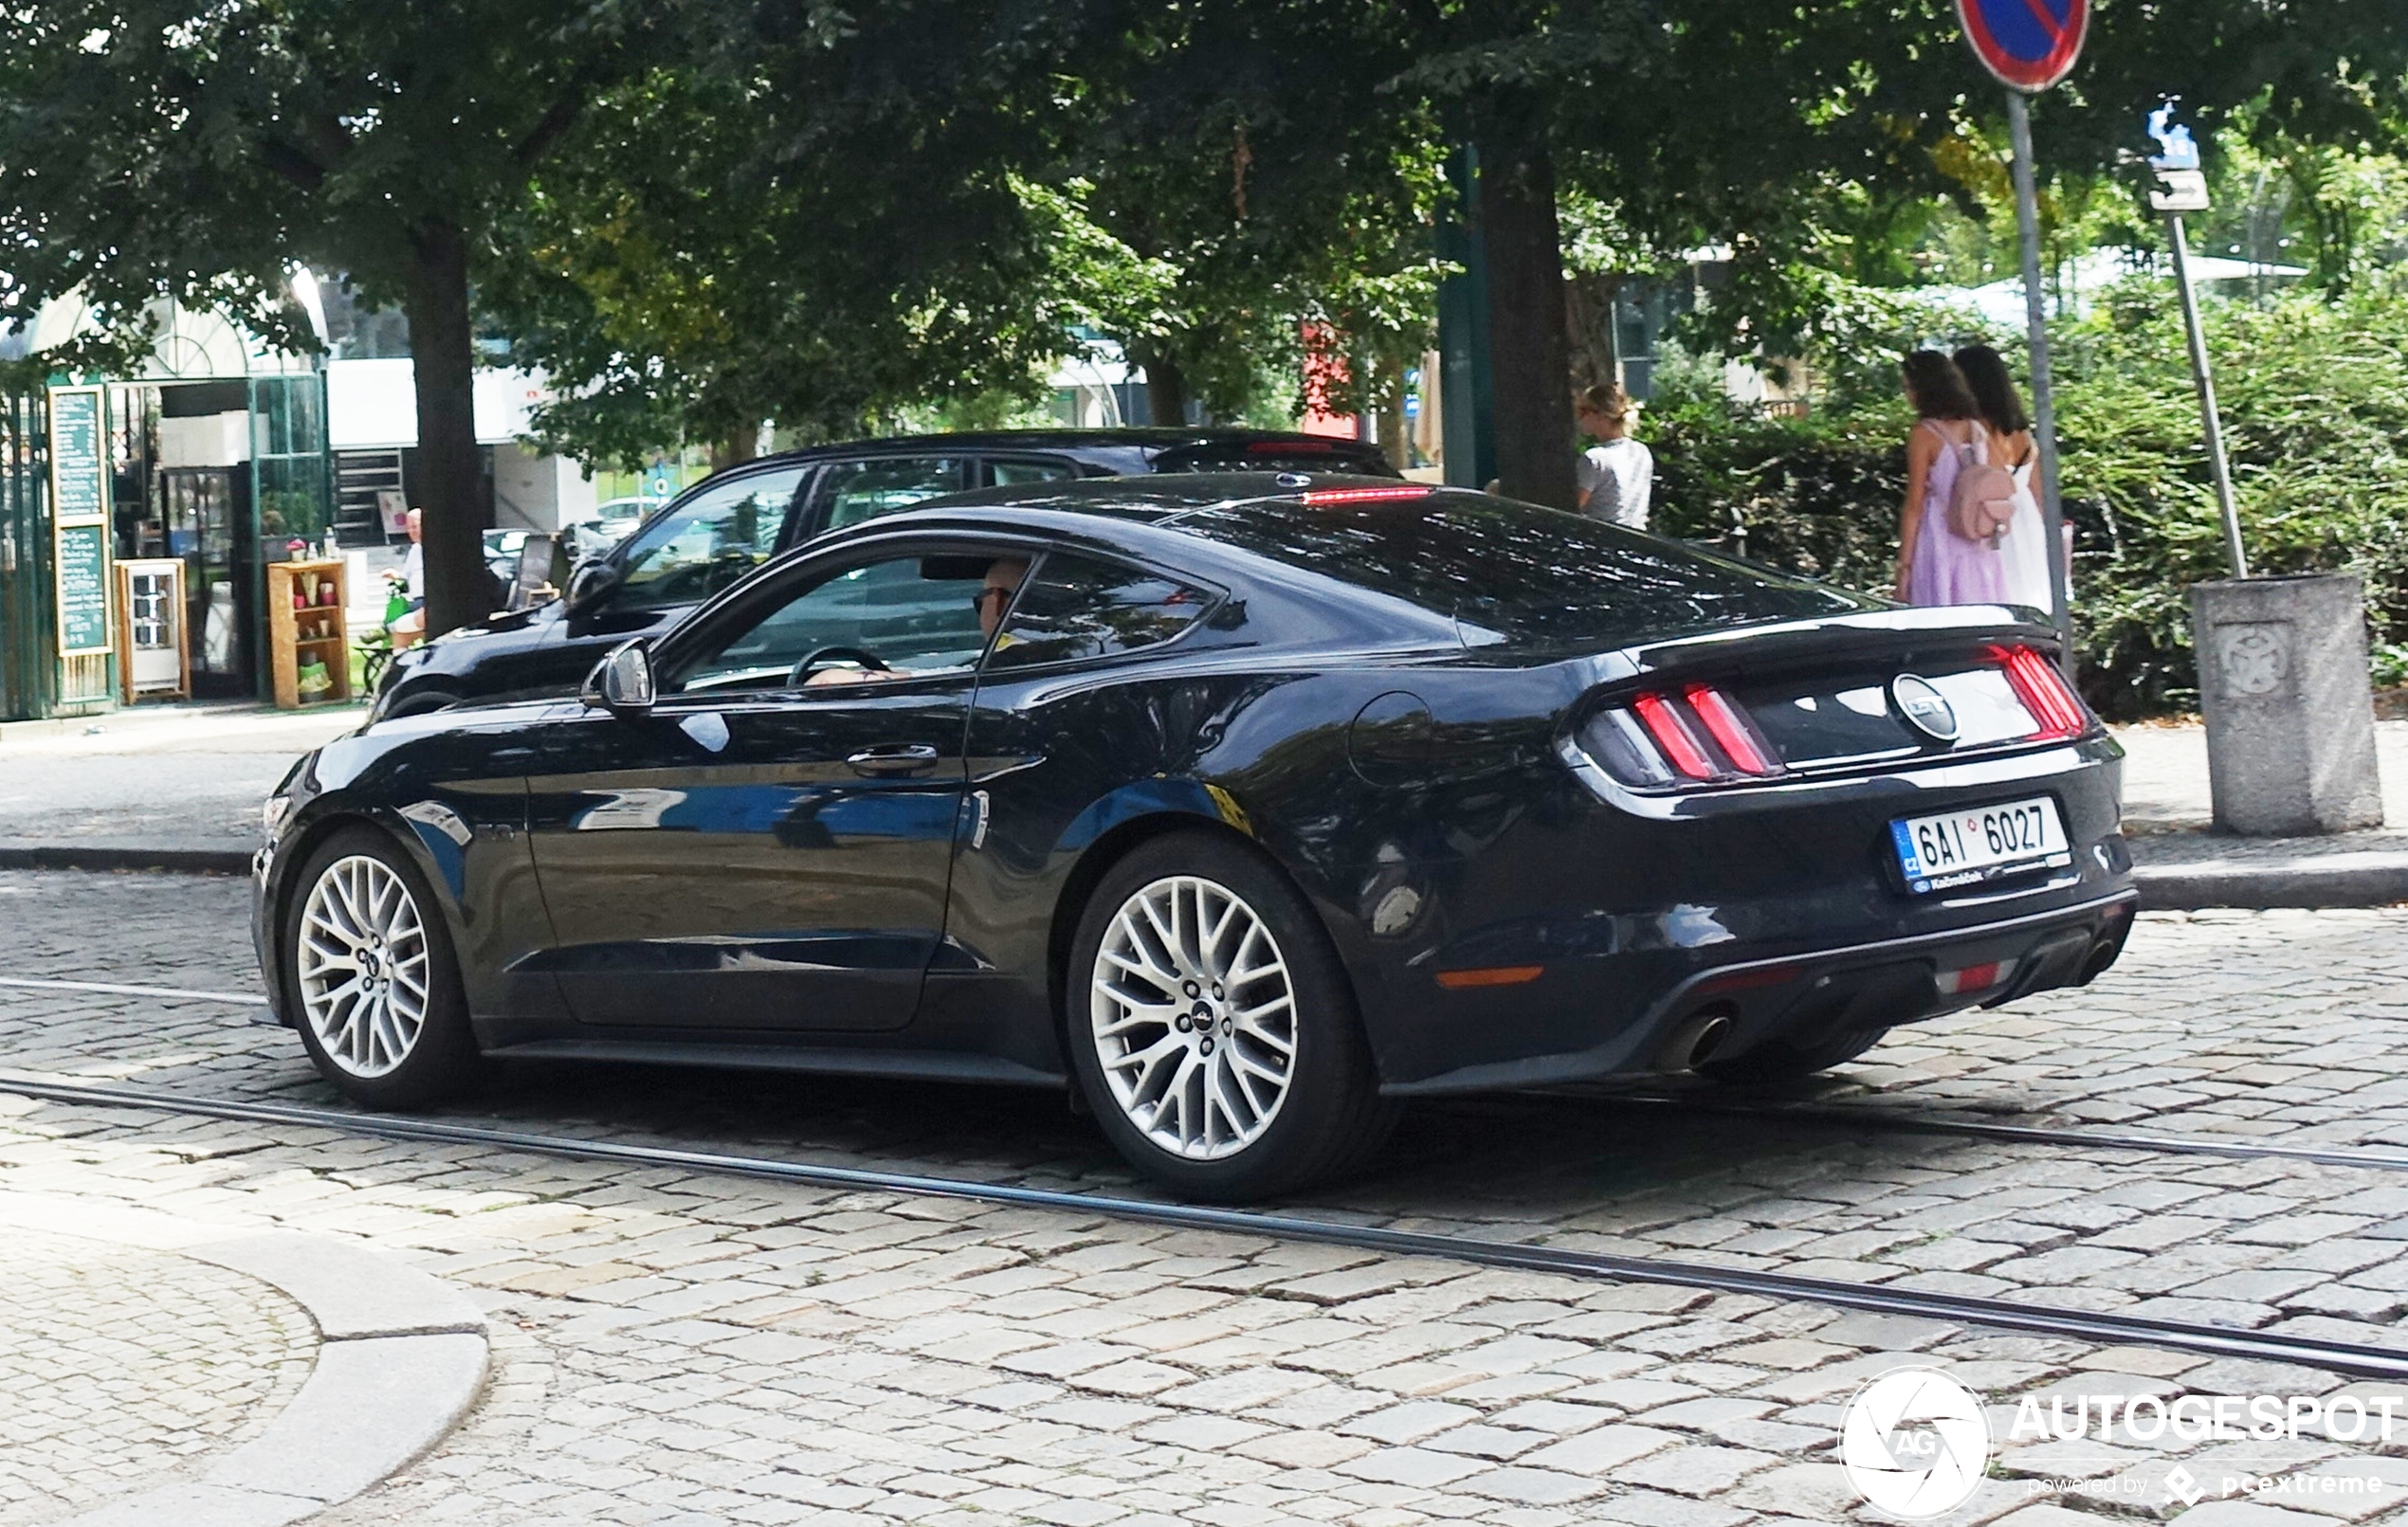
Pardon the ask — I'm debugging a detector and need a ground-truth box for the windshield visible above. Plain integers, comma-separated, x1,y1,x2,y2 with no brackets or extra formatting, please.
611,469,803,611
1177,492,1874,647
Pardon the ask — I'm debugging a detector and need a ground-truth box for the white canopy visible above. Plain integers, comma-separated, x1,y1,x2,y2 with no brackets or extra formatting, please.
1949,247,2308,329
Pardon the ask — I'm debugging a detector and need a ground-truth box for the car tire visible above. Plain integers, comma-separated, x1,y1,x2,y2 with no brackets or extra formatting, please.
1067,831,1398,1202
283,827,481,1109
1699,1026,1889,1083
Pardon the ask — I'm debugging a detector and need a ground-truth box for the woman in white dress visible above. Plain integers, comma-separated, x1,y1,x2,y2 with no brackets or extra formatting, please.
1952,344,2055,614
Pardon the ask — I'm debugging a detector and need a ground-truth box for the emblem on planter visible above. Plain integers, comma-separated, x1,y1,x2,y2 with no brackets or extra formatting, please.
2215,622,2290,699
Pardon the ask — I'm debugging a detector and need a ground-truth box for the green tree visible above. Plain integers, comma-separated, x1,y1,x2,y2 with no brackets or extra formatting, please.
1050,2,1445,429
0,0,685,634
488,1,1094,469
1392,0,2408,505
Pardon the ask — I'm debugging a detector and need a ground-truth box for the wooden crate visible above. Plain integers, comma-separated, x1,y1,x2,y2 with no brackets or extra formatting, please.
267,557,350,709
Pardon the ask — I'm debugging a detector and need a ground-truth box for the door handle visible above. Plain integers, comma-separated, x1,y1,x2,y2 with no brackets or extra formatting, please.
847,743,942,777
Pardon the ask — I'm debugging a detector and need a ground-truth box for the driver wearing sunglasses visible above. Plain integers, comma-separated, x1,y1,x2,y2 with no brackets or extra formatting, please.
804,555,1029,687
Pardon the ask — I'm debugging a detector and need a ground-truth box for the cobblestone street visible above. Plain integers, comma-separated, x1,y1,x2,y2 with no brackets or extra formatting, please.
9,869,2408,1524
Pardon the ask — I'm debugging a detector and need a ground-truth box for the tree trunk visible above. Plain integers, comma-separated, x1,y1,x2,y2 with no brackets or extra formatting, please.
1374,345,1411,469
1476,101,1578,510
1135,345,1188,428
402,220,489,638
710,420,759,476
1565,271,1623,395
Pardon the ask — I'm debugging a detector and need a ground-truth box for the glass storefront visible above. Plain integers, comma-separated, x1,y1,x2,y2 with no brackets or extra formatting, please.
251,374,330,550
81,373,336,703
0,393,50,720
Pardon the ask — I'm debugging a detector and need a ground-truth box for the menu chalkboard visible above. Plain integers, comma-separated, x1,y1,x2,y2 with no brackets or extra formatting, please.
47,388,114,657
48,388,105,524
56,521,110,653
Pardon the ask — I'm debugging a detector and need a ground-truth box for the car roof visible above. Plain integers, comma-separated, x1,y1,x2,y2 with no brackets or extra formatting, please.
713,427,1392,471
847,468,1406,513
787,472,1442,562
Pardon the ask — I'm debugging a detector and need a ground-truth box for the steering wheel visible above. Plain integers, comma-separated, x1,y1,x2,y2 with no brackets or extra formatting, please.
788,645,892,686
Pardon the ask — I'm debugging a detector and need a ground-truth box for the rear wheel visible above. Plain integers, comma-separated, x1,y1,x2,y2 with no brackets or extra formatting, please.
283,827,480,1108
1699,1026,1889,1083
1067,833,1397,1201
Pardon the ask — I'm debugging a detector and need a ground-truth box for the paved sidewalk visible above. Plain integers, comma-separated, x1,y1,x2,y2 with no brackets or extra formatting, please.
2116,718,2408,837
0,1226,315,1524
0,1188,491,1527
0,701,363,869
2115,721,2408,907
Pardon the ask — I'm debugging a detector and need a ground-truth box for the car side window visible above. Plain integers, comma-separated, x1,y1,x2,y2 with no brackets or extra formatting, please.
670,550,998,697
988,553,1214,671
614,468,806,612
984,458,1079,488
818,458,968,531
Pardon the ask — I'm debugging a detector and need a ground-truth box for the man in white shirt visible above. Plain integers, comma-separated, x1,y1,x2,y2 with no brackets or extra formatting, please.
1576,385,1653,530
389,507,427,647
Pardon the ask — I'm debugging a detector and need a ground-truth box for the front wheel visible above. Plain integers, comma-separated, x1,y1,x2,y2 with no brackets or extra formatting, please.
283,827,480,1108
1067,833,1397,1201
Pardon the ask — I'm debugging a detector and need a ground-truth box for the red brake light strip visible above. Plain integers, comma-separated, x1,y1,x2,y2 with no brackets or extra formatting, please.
1684,684,1779,775
1297,485,1435,506
1631,692,1716,779
1995,645,2086,740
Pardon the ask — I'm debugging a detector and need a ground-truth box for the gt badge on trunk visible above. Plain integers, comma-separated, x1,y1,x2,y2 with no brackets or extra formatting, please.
1889,674,1960,743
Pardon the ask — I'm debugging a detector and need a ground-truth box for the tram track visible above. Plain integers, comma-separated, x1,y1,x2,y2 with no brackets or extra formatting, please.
11,971,2408,1176
4,1065,2408,1383
1604,1090,2408,1174
0,974,269,1007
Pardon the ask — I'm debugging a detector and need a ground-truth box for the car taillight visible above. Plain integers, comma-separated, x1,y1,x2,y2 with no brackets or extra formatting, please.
1993,645,2089,740
1632,691,1716,779
1584,686,1783,787
1683,684,1778,775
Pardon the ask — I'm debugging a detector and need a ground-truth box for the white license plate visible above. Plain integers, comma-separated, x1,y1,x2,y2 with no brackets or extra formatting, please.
1890,796,2071,893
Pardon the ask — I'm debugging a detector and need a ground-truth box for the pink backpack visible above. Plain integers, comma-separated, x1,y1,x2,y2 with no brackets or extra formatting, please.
1943,426,2016,548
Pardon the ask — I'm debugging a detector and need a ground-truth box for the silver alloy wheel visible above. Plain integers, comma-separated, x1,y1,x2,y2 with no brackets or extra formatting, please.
296,854,431,1079
1090,874,1297,1159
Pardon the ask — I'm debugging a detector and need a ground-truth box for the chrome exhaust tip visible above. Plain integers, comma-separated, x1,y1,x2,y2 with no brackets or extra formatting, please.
1660,1011,1732,1072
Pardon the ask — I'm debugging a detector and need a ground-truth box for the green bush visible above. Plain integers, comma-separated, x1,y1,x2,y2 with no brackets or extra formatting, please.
1647,386,1909,596
1644,277,2408,718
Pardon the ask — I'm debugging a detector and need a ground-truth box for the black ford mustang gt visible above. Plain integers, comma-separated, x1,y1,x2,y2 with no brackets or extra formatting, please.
256,474,2134,1199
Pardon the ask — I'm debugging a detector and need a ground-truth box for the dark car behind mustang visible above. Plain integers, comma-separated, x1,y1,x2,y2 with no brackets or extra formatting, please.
257,475,2133,1200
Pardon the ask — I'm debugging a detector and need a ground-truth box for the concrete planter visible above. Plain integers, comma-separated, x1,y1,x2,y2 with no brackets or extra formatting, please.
2191,572,2382,836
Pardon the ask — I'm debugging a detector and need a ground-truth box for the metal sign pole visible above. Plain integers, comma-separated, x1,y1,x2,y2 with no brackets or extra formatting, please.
2005,90,2075,671
2163,211,2249,578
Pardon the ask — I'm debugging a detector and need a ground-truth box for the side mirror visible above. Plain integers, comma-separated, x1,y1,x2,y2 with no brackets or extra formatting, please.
583,639,656,718
564,558,623,613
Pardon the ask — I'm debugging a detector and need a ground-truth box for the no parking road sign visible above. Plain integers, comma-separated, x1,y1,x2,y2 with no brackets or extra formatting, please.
1956,0,2088,666
1956,0,2089,92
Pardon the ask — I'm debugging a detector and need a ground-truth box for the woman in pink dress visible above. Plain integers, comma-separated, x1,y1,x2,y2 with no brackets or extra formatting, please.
1891,351,2011,608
